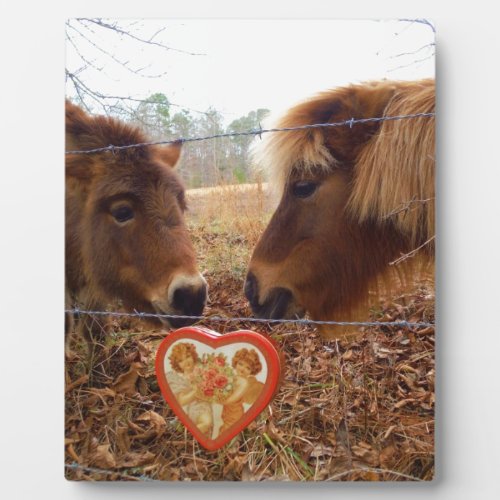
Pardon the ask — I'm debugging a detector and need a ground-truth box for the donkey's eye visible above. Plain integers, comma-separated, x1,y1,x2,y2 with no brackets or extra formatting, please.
292,181,318,198
111,205,134,223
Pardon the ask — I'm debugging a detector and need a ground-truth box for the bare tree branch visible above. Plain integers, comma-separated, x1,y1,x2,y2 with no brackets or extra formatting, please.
67,20,169,79
65,18,213,118
374,18,435,74
147,26,167,43
389,236,435,266
399,18,436,34
387,53,435,73
382,198,434,220
390,43,436,59
66,28,105,74
77,18,207,56
65,70,111,114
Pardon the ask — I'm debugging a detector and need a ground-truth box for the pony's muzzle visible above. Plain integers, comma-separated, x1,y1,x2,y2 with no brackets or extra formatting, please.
244,272,304,320
244,271,260,309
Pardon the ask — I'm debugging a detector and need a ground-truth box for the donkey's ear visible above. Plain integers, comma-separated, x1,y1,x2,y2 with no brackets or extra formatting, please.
65,112,95,182
65,155,94,182
156,141,183,168
66,100,92,146
65,100,96,178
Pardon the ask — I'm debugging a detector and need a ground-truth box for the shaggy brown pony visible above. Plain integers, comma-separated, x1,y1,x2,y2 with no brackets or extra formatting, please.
245,80,435,338
66,101,207,360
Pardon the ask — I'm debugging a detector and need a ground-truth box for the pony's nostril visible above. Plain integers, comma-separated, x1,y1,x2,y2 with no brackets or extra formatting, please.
173,283,207,316
244,272,259,305
265,288,293,319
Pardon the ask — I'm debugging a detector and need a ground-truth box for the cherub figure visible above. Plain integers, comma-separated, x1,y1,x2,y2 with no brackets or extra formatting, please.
167,342,213,437
219,348,264,435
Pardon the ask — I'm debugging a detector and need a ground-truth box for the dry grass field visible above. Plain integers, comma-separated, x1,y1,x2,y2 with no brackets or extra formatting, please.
65,182,435,481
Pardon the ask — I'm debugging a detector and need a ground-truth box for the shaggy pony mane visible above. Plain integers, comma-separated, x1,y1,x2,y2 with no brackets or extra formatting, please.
255,79,435,245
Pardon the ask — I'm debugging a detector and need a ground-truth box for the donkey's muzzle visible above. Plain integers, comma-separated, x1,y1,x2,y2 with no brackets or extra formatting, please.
169,282,208,328
153,276,208,328
245,272,301,320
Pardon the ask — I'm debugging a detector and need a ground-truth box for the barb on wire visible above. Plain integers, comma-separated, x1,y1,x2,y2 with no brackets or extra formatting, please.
65,112,435,155
66,308,434,329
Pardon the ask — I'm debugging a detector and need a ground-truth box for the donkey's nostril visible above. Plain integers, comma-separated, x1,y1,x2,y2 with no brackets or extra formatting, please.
173,282,207,317
244,272,259,305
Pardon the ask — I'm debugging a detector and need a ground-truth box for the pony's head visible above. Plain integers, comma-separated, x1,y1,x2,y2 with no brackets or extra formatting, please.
245,80,435,337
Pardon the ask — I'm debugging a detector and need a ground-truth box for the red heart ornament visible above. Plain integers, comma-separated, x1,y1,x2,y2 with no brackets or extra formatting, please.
155,327,282,451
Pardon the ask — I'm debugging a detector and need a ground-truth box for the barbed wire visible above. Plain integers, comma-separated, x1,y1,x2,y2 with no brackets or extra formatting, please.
66,308,434,329
65,112,435,155
64,461,423,482
65,462,154,481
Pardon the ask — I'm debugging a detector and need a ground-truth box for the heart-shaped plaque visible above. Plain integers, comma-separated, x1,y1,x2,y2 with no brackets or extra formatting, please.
155,327,282,451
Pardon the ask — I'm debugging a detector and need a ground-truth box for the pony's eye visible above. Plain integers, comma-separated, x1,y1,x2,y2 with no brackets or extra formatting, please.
111,205,134,223
292,181,318,198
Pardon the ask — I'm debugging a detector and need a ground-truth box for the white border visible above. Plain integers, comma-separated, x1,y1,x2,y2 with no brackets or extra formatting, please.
2,1,500,499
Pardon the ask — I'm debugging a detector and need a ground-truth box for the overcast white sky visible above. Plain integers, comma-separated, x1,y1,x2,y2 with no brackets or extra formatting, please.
66,19,435,124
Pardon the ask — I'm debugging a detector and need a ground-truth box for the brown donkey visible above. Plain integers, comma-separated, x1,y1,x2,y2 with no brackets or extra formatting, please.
66,101,207,374
245,80,435,338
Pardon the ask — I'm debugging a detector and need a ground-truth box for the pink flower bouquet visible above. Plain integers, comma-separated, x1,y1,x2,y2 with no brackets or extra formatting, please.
192,353,235,404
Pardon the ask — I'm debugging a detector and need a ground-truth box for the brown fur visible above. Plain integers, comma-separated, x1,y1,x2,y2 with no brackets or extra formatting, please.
247,80,435,338
66,101,206,352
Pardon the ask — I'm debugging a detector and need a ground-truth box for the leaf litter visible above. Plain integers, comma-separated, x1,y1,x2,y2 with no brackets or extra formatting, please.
65,202,434,481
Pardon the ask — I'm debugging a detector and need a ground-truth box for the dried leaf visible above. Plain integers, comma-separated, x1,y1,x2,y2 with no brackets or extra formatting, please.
379,444,396,468
361,470,380,481
393,398,416,409
111,362,142,396
398,364,420,374
309,444,335,458
136,410,167,438
65,374,89,393
241,464,256,481
89,444,116,469
127,419,144,433
342,349,354,360
383,425,397,440
87,387,116,398
336,418,350,450
66,443,81,463
137,340,151,360
352,444,379,467
115,424,130,454
118,451,155,468
137,377,149,396
357,441,372,450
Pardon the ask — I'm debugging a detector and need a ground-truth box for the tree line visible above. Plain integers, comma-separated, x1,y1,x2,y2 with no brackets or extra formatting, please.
103,93,270,189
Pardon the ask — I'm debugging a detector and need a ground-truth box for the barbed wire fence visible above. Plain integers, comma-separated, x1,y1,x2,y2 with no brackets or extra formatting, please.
66,112,434,155
65,461,424,482
65,308,434,330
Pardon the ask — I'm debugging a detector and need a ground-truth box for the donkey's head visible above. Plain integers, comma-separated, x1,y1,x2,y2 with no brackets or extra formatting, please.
66,101,207,327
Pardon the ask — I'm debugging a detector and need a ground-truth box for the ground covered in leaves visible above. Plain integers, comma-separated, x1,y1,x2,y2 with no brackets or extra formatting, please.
65,185,435,481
